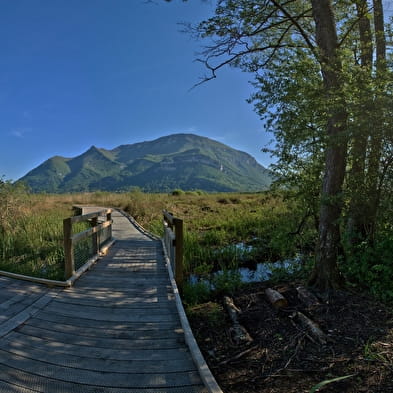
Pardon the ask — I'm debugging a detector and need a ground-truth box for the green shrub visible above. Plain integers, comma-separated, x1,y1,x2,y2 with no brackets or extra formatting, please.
183,280,211,306
211,269,242,297
343,235,393,302
217,197,230,204
186,302,226,330
171,189,184,196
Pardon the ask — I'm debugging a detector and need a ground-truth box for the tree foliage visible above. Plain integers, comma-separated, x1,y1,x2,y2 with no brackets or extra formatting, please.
192,0,393,293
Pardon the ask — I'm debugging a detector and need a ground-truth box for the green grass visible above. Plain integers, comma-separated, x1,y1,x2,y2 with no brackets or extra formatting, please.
0,189,314,285
2,186,392,305
0,200,71,280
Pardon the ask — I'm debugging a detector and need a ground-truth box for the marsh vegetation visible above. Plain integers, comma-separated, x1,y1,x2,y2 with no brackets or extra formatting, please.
0,183,391,306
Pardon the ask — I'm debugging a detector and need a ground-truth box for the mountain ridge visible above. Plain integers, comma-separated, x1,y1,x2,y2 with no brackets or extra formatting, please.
18,134,272,193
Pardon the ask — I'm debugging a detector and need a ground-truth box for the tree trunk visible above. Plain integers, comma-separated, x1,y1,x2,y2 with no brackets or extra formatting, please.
365,0,386,243
347,0,373,245
308,0,348,291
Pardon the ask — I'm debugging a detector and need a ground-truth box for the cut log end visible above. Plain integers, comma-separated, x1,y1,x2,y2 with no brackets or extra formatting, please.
265,288,288,308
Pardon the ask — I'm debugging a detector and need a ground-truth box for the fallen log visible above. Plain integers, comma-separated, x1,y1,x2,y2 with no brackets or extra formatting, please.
265,288,288,308
296,286,320,308
295,311,327,345
223,296,253,344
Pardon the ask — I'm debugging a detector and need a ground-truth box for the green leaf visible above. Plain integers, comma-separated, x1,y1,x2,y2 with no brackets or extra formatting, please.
309,374,355,393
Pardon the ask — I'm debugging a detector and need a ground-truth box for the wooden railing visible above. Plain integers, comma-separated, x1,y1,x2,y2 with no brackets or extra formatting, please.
63,209,112,279
163,210,184,289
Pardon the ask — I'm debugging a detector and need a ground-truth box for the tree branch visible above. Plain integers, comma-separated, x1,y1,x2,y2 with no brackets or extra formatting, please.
338,1,373,48
269,0,316,57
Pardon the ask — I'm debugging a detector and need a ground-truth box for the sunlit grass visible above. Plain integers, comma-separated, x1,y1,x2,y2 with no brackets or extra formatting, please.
0,189,315,281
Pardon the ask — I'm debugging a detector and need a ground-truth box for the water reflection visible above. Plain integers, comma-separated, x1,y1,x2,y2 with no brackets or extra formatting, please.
190,257,300,285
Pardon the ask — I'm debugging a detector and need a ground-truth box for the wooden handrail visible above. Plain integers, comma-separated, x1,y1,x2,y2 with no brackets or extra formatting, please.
63,209,112,279
70,209,111,223
163,210,183,290
71,220,112,243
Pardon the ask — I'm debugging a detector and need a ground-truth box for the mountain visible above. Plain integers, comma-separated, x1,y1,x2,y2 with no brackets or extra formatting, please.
18,134,272,193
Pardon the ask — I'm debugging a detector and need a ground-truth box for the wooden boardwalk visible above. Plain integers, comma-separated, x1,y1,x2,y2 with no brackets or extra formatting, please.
0,210,211,393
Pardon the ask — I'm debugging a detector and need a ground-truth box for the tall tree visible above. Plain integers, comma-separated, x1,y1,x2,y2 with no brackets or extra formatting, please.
307,0,348,290
346,0,373,245
365,0,387,243
189,0,393,290
193,0,353,290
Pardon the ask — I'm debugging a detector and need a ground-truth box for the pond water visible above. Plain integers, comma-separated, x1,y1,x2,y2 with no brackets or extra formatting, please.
235,259,296,282
188,239,305,287
190,254,302,285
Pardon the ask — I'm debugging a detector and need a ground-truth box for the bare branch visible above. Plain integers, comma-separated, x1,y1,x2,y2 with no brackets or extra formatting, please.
269,0,316,57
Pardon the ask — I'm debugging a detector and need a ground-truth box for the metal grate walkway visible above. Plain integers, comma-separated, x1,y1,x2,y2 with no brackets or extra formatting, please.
0,209,210,393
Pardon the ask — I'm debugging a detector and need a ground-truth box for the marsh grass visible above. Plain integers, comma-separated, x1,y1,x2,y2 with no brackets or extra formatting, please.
0,189,315,284
0,204,67,279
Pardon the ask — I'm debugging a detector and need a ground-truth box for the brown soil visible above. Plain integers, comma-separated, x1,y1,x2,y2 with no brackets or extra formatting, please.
188,282,393,393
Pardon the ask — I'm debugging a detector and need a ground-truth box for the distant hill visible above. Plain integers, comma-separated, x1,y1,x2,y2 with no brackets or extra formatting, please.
18,134,272,193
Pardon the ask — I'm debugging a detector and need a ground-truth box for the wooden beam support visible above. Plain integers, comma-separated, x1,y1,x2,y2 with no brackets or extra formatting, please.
174,218,184,291
63,217,75,279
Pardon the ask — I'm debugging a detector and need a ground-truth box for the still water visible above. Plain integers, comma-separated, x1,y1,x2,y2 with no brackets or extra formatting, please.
190,256,300,285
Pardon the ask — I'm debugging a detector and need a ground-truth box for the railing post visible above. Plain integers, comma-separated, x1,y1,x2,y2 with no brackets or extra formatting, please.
106,210,112,240
174,217,184,291
63,217,75,279
163,210,184,291
91,216,99,255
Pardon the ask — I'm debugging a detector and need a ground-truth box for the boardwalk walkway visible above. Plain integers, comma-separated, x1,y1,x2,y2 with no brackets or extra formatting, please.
0,210,212,393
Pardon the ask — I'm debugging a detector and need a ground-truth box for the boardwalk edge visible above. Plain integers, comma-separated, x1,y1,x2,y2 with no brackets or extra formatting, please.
161,239,224,393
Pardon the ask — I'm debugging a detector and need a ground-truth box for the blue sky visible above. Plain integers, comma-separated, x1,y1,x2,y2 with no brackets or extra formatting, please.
1,0,273,181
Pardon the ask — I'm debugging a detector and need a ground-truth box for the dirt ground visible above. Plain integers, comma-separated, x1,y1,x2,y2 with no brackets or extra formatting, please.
188,282,393,393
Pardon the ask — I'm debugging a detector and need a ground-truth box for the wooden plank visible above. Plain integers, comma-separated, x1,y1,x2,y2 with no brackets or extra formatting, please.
62,287,163,297
24,318,184,340
0,365,208,393
80,271,169,279
15,324,183,350
0,341,196,373
55,293,173,304
0,351,203,388
51,296,177,310
70,209,110,224
93,261,161,267
30,311,180,331
0,290,59,338
4,332,192,361
0,289,45,311
54,291,166,304
76,273,170,282
65,284,173,293
42,300,179,322
0,380,38,393
0,279,50,294
71,219,112,243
